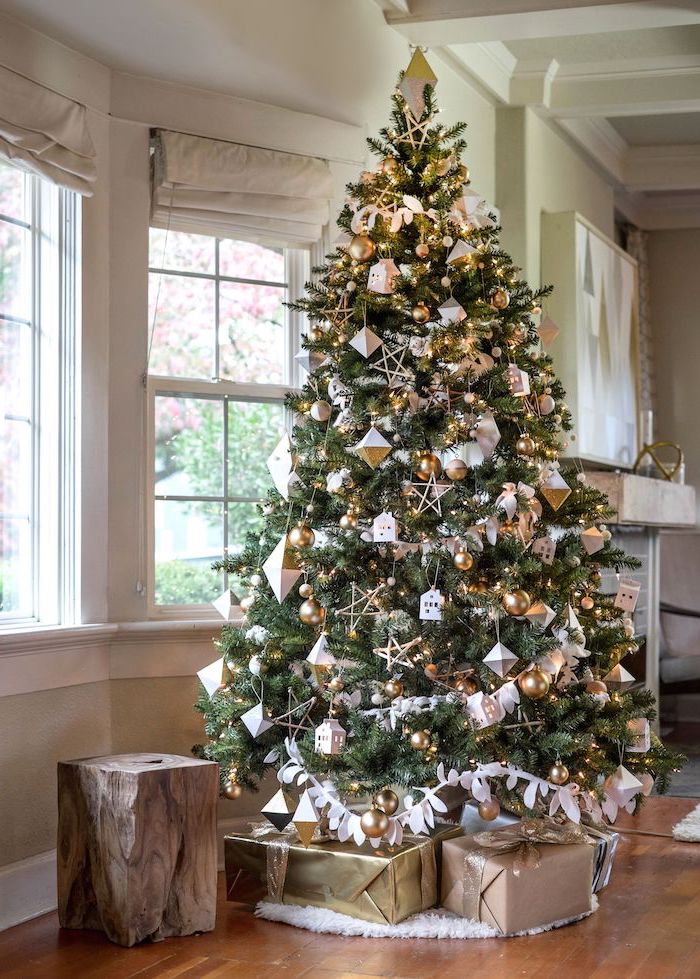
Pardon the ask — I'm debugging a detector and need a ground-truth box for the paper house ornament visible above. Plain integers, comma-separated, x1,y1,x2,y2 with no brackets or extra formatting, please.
294,349,325,374
537,315,560,346
524,601,556,629
212,589,239,621
263,534,302,602
438,298,467,324
306,634,336,670
483,641,519,678
581,526,606,555
261,787,296,831
447,240,478,266
197,657,226,698
626,717,651,753
353,426,392,468
474,412,501,459
540,471,571,511
420,587,444,621
399,48,437,119
466,691,505,729
614,577,641,613
240,703,275,739
349,326,383,358
373,510,397,542
506,364,530,397
367,258,400,294
314,717,347,755
293,789,319,848
604,765,644,807
532,536,556,565
603,663,635,692
267,432,302,501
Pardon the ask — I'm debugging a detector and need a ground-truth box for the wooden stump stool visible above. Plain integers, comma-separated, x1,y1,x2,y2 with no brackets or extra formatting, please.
57,753,218,947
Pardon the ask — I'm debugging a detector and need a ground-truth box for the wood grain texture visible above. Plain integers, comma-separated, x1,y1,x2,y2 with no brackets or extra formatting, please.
57,753,218,947
3,797,697,976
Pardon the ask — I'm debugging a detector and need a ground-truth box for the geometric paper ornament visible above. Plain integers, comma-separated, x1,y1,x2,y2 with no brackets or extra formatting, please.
537,315,560,347
540,470,571,511
626,717,651,753
398,48,437,119
483,641,519,678
212,589,239,621
295,349,326,374
532,536,556,565
293,788,319,848
261,787,296,831
267,432,302,501
240,702,275,739
603,765,644,807
474,412,501,459
581,526,606,555
197,657,226,698
367,258,400,295
349,326,384,358
446,240,478,267
353,426,392,468
524,601,556,629
614,577,640,613
603,663,635,692
306,633,337,670
314,717,347,755
262,534,302,602
438,297,467,324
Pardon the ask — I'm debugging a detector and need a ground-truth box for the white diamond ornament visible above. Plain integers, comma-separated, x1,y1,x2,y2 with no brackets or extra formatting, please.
603,663,635,692
447,240,478,266
349,326,384,358
197,657,226,698
263,535,302,602
604,765,644,807
293,788,320,848
295,349,325,374
438,298,467,324
240,703,274,738
267,432,301,501
537,315,560,346
212,589,239,621
524,601,556,629
483,642,519,678
474,412,501,459
399,48,437,119
581,526,606,555
306,634,336,669
627,718,651,753
353,426,392,468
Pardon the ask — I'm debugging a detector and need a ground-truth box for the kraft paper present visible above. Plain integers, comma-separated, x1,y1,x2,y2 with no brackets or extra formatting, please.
441,832,593,934
225,821,463,925
584,823,620,893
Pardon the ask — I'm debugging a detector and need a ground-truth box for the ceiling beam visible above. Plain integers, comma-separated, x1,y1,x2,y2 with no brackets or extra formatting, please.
625,145,700,193
550,65,700,117
383,1,700,45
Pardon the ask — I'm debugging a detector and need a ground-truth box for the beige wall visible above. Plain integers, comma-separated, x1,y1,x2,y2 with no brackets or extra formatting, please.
649,228,700,518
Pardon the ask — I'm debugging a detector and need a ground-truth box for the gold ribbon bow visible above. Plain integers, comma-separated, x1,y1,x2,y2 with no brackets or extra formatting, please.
463,818,588,925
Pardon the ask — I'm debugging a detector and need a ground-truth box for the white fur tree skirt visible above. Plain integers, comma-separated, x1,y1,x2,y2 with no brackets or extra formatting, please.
255,897,598,939
673,803,700,842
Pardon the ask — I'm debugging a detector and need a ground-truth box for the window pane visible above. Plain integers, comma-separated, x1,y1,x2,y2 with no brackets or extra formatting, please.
155,396,223,498
0,517,32,615
219,238,284,283
0,321,32,418
0,163,26,223
227,400,284,497
155,500,223,605
149,228,215,275
227,500,264,556
0,219,31,321
148,272,215,378
219,281,285,383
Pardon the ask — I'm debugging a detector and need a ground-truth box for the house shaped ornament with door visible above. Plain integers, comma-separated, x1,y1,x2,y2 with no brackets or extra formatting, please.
314,718,347,755
373,511,397,542
420,588,444,621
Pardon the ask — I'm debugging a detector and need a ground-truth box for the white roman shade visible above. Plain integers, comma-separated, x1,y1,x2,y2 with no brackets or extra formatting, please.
0,65,96,196
151,130,333,246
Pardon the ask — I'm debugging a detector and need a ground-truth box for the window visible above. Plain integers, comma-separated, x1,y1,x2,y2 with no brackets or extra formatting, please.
0,161,79,627
147,229,307,612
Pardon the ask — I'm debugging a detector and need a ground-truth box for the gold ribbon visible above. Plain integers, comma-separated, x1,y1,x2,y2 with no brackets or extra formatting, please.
462,818,588,926
266,839,291,903
413,836,437,910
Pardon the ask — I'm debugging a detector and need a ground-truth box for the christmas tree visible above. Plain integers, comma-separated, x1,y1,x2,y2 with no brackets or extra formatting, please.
196,51,682,846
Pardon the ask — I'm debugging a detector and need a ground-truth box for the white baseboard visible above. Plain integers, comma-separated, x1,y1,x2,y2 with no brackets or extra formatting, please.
0,849,57,932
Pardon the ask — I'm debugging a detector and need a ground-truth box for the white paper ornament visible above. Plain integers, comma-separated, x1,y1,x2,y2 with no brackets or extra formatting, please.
212,589,239,621
314,717,347,755
353,426,392,468
398,48,437,119
532,536,556,565
240,703,274,738
474,412,501,459
614,577,640,613
349,326,383,358
540,470,571,511
524,601,556,629
603,663,635,692
446,240,478,266
437,298,467,324
626,717,651,753
537,315,560,346
581,526,606,555
267,432,302,501
419,588,444,621
295,349,325,374
262,535,302,602
197,657,226,698
367,258,400,295
466,691,505,729
483,641,519,678
372,511,397,542
506,364,530,397
604,765,644,807
293,788,320,847
306,634,337,669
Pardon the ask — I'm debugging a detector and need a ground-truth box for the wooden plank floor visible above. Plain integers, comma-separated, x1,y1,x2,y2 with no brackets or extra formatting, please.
1,797,699,979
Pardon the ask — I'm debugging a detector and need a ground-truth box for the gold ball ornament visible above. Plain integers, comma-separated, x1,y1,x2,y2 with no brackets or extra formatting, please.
538,394,555,415
455,676,478,695
384,678,404,699
580,596,595,611
410,730,431,751
519,668,551,699
299,597,326,626
381,156,397,174
360,806,390,839
288,522,315,548
374,788,399,816
308,325,324,342
548,762,569,785
348,233,376,263
458,163,470,183
415,451,442,481
490,288,510,310
469,579,489,594
424,663,438,678
445,459,468,480
478,798,501,821
309,399,332,422
339,512,358,530
412,301,431,324
453,549,474,571
328,676,345,692
223,781,243,800
502,589,531,616
515,435,535,456
415,243,430,258
586,680,608,696
298,582,314,598
239,594,255,613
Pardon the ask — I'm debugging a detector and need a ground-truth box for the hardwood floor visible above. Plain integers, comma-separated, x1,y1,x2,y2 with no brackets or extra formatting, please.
1,797,699,979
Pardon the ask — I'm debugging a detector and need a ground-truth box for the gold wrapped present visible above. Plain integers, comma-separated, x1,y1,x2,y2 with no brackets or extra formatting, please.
441,820,594,934
225,821,462,925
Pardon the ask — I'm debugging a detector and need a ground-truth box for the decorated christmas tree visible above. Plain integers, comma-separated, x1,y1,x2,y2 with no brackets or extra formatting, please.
196,50,681,847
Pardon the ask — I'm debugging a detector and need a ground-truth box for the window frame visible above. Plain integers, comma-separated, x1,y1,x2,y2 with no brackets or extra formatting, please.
0,166,80,630
146,240,307,619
